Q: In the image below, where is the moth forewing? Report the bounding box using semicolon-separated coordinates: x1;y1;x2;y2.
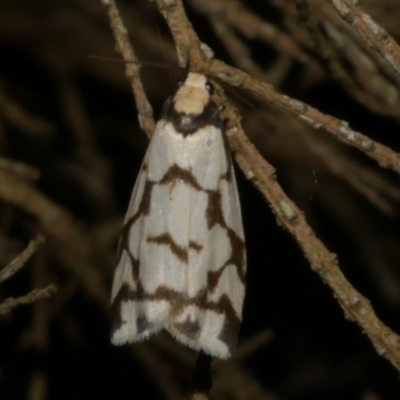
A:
110;72;246;359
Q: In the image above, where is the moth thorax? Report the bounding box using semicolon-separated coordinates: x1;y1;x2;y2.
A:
180;115;193;126
173;87;209;115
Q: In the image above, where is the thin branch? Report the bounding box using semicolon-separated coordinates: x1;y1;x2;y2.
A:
27;372;47;400
321;20;400;120
208;6;398;215
188;0;308;63
0;168;109;309
190;352;213;400
100;0;155;136
331;0;400;77
0;284;57;315
155;0;400;175
209;58;400;175
0;157;40;182
156;0;205;67
0;234;45;284
0;86;55;138
209;17;267;79
233;329;274;362
228;117;400;371
154;0;400;373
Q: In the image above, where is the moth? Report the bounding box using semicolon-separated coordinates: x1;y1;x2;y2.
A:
110;72;246;359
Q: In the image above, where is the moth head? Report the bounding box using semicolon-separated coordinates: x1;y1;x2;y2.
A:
173;73;214;116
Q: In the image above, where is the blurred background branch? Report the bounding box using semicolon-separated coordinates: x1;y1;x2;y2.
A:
0;234;56;316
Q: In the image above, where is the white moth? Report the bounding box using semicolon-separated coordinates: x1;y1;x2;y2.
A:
110;72;246;359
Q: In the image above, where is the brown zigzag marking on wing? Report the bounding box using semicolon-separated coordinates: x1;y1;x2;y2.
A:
116;180;155;265
110;280;146;335
207;228;245;292
130;255;140;281
207;268;224;293
144;236;203;263
110;284;128;334
205;186;245;290
225;228;246;281
147;233;188;263
216;293;241;351
206;189;226;229
189;240;203;252
173;316;201;339
115;167;245;294
110;283;241;350
112;147;245;349
220;170;232;181
159;163;202;190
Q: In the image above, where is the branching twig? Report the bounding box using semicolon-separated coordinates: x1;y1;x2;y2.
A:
188;0;308;62
0;86;55;138
227;121;400;371
153;0;400;373
0;235;57;316
0;157;40;182
100;0;155;136
331;0;400;77
0;169;109;308
101;0;400;386
153;0;400;175
209;59;400;175
0;284;57;315
0;233;45;284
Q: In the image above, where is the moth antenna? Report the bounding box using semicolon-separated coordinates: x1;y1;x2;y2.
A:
156;25;175;91
88;55;186;73
213;76;255;109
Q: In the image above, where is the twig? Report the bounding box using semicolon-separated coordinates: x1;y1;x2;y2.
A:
0;157;40;182
156;0;205;67
296;126;400;216
0;168;109;309
190;352;213;400
209;58;400;175
296;1;400;121
209;5;398;214
0;284;57;315
233;329;274;362
228;120;400;371
100;0;155;136
188;0;307;63
154;0;400;175
19;249;52;351
209;17;266;79
57;76;113;214
0;233;45;284
0;86;55;137
331;0;400;77
322;20;400;120
28;371;47;400
154;0;400;373
150;333;279;399
207;4;400;215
